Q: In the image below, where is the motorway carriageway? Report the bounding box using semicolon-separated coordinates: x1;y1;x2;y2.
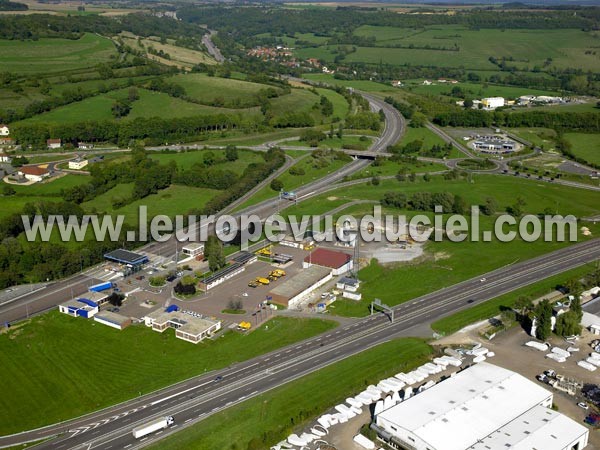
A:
20;237;599;450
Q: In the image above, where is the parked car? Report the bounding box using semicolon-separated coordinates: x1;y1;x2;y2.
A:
166;275;176;282
577;402;589;410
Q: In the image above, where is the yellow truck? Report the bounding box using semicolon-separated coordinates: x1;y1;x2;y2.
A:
256;277;270;285
273;269;286;277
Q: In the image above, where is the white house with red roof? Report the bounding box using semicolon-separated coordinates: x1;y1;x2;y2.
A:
18;165;50;183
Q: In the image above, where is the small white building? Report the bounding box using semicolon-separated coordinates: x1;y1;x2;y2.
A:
0;152;12;163
69;158;88;170
0;124;9;136
144;308;221;344
482;97;505;109
181;242;204;258
58;298;99;318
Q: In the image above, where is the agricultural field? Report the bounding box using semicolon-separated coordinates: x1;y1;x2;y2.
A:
149;338;432;450
405;81;558;100
270;88;320;115
564;132;600;166
119;34;215;69
348;25;600;71
0;314;336;434
0;33;117;74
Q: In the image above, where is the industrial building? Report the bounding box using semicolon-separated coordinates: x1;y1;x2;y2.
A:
268;266;332;309
104;249;148;268
481;97;505;109
303;248;353;276
58;298;99;318
94;311;131;330
473;138;516;153
374;362;589;450
198;263;245;291
144;308;221;344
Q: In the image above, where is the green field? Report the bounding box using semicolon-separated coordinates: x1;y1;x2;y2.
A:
0;314;336;434
564;132;600;166
282;135;374;150
270;88;319;115
0;33;117;74
235;155;350;210
149;338;432;450
19;90;128;124
302;73;394;93
315;87;350;118
431;265;595;335
406;81;558;100
509;127;556;150
279;175;600;317
149;149;265;174
348;26;599;71
128;89;246;119
351;159;448;179
399;126;447;148
168;73;282;106
82;184;220;224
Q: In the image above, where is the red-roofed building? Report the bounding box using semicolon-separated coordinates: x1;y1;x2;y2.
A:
303;247;353;275
47;138;61;149
18;165;50;182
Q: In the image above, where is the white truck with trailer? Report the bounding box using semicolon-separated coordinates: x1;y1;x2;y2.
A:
132;416;174;439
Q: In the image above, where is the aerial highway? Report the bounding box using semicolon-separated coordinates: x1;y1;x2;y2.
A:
1;237;598;449
0;91;403;326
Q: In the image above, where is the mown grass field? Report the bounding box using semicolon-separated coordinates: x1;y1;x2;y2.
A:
19;89;129;124
0;314;337;434
0;33;117;74
399;126;447;148
431;265;595;335
302;73;395;93
564;132;600;166
282;135;373;150
270;88;319;115
149;338;432;450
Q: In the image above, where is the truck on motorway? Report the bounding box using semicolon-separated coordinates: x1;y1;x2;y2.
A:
132;416;174;439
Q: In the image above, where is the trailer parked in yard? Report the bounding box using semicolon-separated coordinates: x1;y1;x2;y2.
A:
89;282;114;292
132;416;174;439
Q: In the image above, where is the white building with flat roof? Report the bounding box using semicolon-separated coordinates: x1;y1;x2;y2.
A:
481;97;505;109
375;362;588;450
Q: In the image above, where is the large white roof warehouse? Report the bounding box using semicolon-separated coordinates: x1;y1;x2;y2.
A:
375;362;588;450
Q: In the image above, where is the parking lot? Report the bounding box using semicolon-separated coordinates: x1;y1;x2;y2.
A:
100;244;321;328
